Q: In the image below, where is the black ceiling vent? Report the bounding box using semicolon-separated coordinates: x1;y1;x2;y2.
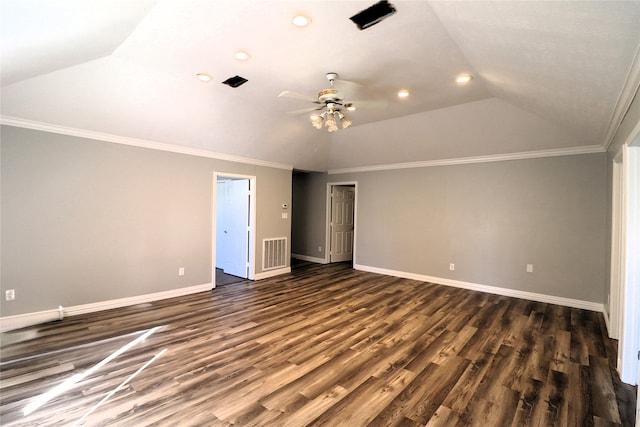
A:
350;1;396;30
222;75;248;88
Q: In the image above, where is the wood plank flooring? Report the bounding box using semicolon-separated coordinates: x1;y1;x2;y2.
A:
1;261;636;426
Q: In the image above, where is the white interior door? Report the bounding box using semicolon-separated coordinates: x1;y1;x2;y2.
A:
216;178;249;278
330;186;355;263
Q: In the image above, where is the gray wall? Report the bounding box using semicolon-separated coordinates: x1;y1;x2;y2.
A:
1;126;291;316
293;153;607;304
291;172;328;259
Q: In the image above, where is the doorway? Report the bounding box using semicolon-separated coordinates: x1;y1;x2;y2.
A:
326;182;357;264
214;173;255;283
609;127;640;391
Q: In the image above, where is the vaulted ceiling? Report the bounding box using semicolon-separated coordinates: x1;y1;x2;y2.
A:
1;1;639;171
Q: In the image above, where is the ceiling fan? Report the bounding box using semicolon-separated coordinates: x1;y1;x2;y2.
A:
278;72;375;132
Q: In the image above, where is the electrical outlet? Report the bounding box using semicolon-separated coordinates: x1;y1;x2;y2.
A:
449;263;455;271
526;264;534;273
5;289;15;301
318;246;322;252
178;267;185;276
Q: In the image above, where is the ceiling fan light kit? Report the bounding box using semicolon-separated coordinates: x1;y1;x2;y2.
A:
311;105;352;132
310;73;354;132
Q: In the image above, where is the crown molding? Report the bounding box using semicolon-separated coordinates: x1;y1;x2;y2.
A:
327;145;605;175
0;116;608;175
603;44;640;151
0;116;294;171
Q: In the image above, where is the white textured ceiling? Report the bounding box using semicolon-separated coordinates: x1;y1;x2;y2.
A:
1;0;639;171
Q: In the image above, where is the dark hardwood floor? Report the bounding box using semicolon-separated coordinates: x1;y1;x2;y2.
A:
1;261;636;426
215;268;247;286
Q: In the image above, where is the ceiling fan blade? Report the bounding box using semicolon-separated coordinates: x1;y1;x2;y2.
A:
286;106;322;115
334;79;362;98
278;90;319;103
350;99;388;110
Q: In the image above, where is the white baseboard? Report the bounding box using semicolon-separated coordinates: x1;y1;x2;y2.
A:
602;307;612;338
1;283;212;332
254;267;291;280
291;253;328;264
64;283;213;316
3;266;606;333
1;307;64;333
354;263;604;313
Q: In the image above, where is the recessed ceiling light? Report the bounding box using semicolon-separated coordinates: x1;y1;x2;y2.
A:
398;89;410;98
196;73;212;82
456;73;473;85
292;15;311;27
235;51;250;61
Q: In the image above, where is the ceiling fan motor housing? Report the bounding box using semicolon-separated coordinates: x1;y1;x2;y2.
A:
318;88;342;104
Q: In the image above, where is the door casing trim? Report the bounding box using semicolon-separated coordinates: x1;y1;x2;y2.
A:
213;172;256;286
325;181;358;264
